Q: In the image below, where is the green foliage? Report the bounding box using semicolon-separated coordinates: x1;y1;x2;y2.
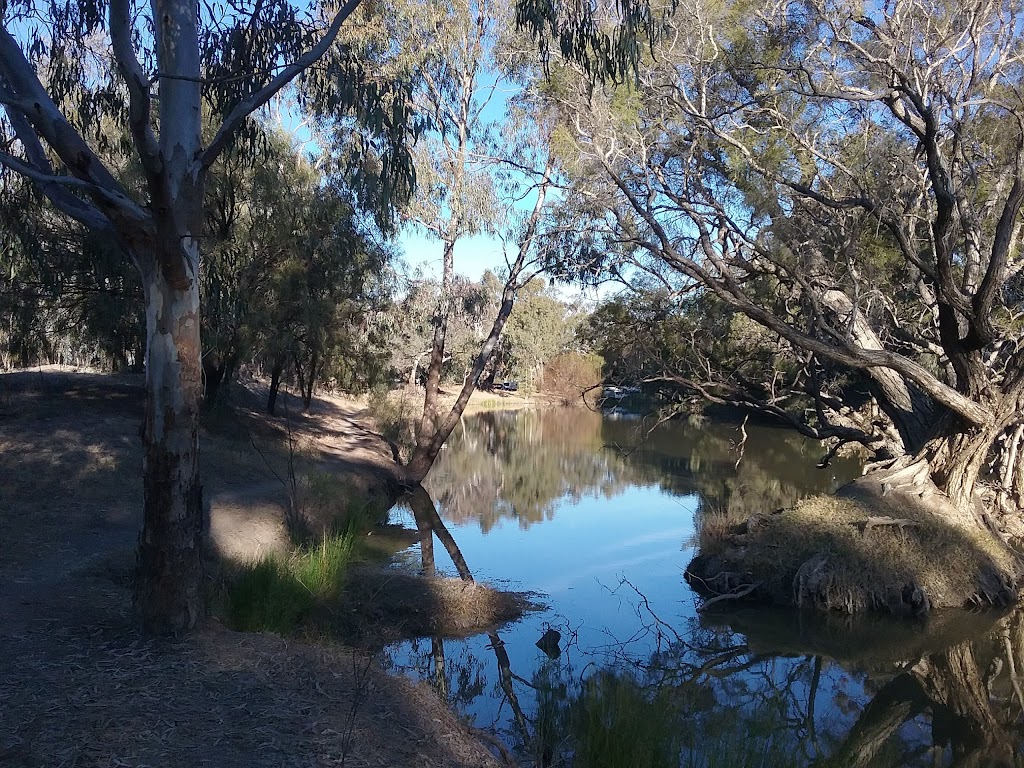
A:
501;278;580;388
579;288;841;418
1;0;417;387
567;673;682;768
394;0;510;245
384;273;521;387
1;117;396;393
515;0;675;84
200;125;397;404
367;385;417;459
225;534;356;634
0;173;143;370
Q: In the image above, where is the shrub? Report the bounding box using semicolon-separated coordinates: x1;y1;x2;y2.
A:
541;352;604;406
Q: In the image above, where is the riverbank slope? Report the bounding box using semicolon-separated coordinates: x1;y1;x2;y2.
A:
0;368;503;766
687;464;1022;616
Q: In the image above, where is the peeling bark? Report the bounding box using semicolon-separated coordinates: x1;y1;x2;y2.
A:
136;261;204;634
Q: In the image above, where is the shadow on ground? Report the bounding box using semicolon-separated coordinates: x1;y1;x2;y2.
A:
0;371;501;767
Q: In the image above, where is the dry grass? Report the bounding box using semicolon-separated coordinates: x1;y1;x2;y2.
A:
690;484;1022;615
0;615;501;767
0;370;506;768
339;568;538;645
0;377;144;572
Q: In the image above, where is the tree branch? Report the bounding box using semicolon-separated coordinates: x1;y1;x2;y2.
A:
0;149;122;239
0;28;130;197
201;0;363;168
109;0;162;179
0;106;116;234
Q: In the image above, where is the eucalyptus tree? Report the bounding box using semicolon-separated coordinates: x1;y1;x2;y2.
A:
529;0;1024;541
380;0;560;481
394;0;506;446
387;274;491;387
403;153;558;480
0;0;414;632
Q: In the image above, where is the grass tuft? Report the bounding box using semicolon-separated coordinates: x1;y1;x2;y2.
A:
292;534;355;597
224;534;356;634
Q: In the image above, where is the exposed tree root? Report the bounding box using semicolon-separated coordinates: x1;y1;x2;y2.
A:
698;582;761;611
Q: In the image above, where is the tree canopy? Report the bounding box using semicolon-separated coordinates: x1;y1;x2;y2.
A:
535;0;1024;537
0;0;418;632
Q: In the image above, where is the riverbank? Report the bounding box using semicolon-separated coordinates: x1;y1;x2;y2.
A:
0;368;515;766
687;468;1022;616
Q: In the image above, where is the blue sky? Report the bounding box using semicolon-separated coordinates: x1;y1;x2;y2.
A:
272;51;613;298
398;230;509;281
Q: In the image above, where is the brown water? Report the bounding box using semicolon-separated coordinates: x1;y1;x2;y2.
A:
386;408;1024;767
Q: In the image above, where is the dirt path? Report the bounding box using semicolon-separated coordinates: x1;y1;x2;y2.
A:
0;370;500;768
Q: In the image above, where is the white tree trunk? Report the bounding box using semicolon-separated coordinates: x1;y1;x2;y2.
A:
133;0;206;633
136;264;204;633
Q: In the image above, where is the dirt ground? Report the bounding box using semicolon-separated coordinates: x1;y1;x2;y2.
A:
0;368;502;768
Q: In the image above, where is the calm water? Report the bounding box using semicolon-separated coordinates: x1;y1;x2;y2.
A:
385;409;1024;767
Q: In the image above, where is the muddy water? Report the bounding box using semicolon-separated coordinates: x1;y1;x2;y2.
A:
385;409;1024;767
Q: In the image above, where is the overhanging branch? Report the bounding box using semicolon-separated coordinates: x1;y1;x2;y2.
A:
0;147;115;234
201;0;363;169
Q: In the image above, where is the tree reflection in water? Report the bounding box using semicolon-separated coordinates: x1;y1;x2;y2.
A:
401;481;1024;767
425;409;859;534
406;485;533;754
395;412;1024;767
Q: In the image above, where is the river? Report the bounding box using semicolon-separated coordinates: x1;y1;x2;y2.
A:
385;408;1024;767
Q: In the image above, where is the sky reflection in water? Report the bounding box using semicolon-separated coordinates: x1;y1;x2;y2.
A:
385;409;1024;767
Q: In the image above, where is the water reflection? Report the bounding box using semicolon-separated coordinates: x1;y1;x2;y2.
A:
534;606;1024;768
390;410;1024;767
425;409;859;531
405;485;533;755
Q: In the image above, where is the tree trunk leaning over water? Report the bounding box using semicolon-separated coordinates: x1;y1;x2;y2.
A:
405;157;555;483
533;0;1024;552
397;0;563;483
